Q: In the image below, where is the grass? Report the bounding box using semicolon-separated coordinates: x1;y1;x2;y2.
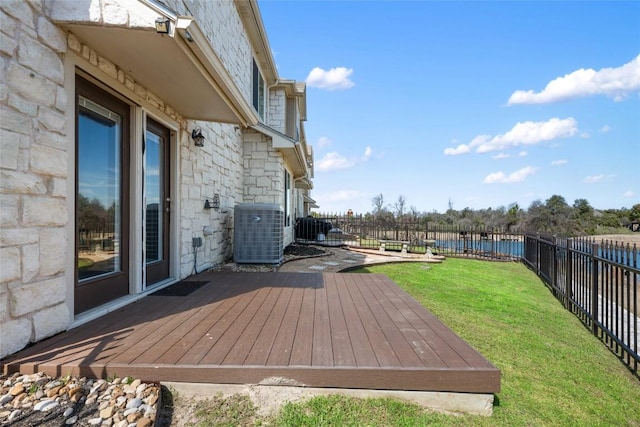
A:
78;258;93;269
275;394;447;426
189;393;257;427
178;258;640;426
357;238;379;249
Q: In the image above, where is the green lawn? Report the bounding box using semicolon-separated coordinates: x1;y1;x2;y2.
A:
78;258;94;269
183;259;640;426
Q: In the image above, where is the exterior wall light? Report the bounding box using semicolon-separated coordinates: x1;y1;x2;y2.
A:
155;17;170;34
191;128;205;147
204;194;220;211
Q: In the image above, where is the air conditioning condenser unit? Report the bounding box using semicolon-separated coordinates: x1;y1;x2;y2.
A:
233;203;284;264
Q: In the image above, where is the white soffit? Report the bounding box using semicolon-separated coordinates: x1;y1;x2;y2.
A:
295;177;313;190
56;8;257;124
303;194;319;208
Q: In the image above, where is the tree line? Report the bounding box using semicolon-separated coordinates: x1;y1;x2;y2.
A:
364;193;640;236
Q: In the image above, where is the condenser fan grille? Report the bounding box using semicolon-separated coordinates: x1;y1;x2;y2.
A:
233;203;284;264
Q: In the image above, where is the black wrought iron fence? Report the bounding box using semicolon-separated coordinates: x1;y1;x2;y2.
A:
294;214;523;259
523;234;639;375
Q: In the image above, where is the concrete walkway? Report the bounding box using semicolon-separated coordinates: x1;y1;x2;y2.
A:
278;246;443;273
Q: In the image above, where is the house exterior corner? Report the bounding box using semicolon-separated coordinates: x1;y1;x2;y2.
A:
0;0;314;359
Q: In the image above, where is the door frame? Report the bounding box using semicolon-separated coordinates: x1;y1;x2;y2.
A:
143;116;172;286
133;112;179;293
69;62;180;318
74;75;131;315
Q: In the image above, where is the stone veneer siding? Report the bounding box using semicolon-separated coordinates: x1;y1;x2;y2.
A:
1;0;73;358
0;0;266;358
268;89;286;134
242;130;285;205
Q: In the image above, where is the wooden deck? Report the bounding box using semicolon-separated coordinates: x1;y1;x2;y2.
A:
1;272;500;393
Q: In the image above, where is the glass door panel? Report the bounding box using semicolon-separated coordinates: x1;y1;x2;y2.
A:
145;118;170;285
145;130;162;263
75;76;130;315
77;97;121;280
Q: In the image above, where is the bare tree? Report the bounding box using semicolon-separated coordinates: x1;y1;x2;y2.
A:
393;195;406;219
409;206;420;220
371;193;385;216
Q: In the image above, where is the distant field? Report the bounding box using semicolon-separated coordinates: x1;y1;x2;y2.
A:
593;234;640;245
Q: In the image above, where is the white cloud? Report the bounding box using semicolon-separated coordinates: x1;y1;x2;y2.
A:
623;190;635;198
445;118;578;155
477;118;578;153
317;136;332;149
317;189;364;203
444;144;472;156
583;174;605;183
483;166;537;184
306;67;355;90
518;151;528;157
508;55;640;104
600;125;612;133
551;159;568;166
315;152;354;172
362;146;372;161
492;153;510;159
315;147;374;172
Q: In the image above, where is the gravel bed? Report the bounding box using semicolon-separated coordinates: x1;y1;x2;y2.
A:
0;372;159;426
212;243;328;272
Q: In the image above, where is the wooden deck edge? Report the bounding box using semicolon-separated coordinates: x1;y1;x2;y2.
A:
8;363;500;394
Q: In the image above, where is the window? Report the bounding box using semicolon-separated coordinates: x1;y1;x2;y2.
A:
252;59;265;120
284;169;291;226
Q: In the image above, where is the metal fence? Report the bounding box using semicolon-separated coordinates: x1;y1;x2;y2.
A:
294;213;639;374
294;214;523;260
523;234;639;375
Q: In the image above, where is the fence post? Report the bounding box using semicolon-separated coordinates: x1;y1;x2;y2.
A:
536;234;541;275
566;238;573;310
591;242;600;337
552;235;557;291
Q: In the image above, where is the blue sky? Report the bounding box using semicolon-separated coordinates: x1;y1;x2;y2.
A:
259;1;640;214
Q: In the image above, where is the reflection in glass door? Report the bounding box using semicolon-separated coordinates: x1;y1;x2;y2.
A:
77;97;121;279
145;118;170;285
75;76;129;314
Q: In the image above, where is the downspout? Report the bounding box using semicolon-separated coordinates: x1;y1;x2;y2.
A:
139;0;178;20
292;143;308;181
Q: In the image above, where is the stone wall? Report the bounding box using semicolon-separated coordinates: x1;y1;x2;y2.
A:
268;89;286;134
242;131;285;206
178;122;243;278
0;1;73;358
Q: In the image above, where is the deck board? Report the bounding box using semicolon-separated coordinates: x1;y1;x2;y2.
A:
333;273;379;366
353;274;425;368
1;272;500;393
325;275;357;367
289;279;316;366
243;277;295;365
347;275;400;367
312;279;333;366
